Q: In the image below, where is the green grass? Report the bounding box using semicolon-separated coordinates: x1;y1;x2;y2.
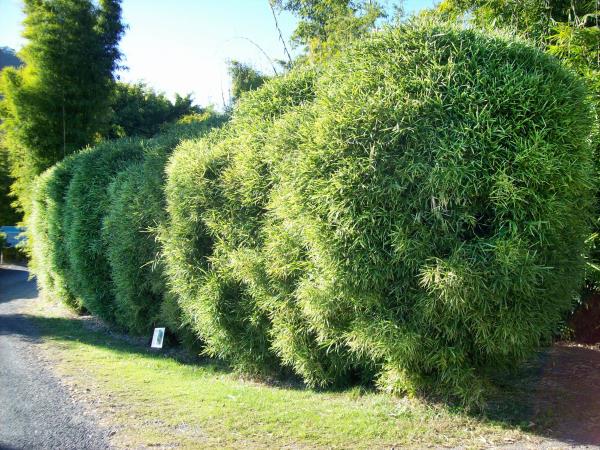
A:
24;298;543;449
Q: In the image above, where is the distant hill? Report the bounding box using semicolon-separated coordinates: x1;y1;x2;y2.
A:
0;47;21;71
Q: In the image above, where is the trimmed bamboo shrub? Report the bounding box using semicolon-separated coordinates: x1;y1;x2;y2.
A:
27;20;596;405
162;68;318;373
29;154;81;309
266;23;595;403
30;169;61;303
63;139;145;321
164;22;595;404
103;120;222;335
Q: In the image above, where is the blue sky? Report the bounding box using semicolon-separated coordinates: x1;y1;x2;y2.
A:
0;0;437;107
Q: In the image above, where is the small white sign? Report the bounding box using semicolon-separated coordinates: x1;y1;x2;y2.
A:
151;327;165;349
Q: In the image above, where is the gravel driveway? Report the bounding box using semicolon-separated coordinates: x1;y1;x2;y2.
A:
0;266;110;450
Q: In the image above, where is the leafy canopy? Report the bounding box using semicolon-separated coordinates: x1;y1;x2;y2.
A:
0;0;124;217
0;47;22;225
108;81;202;139
439;1;598;39
227;60;270;104
271;0;396;62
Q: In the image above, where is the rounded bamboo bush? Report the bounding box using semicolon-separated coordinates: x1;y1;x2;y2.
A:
29;154;81;309
103;145;172;334
102;120;221;335
164;21;595;404
162;68;317;373
30;169;61;302
63;138;145;321
264;22;596;403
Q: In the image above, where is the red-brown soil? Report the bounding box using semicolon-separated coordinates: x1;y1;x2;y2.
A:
531;343;600;446
570;294;600;344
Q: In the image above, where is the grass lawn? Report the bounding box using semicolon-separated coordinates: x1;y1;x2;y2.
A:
26;298;542;449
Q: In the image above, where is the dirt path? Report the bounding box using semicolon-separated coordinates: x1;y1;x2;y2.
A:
530;343;600;446
0;267;110;450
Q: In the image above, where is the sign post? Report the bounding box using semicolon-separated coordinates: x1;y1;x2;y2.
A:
151;327;165;349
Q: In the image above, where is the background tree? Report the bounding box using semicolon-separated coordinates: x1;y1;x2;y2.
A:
108;82;202;139
270;0;396;62
436;2;599;81
0;47;22;225
0;146;21;225
227;60;270;104
436;1;598;77
0;0;124;218
438;0;576;41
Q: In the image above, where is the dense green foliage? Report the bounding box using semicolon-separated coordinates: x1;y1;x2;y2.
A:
438;0;596;42
162;69;318;373
28;19;595;405
163;23;595;404
0;147;21;225
103;118;224;335
29;114;224;333
0;48;22;225
437;0;600;290
271;0;395;61
436;1;599;114
0;0;124;217
227;61;270;104
63;139;144;321
108;82;202;139
30;154;80;309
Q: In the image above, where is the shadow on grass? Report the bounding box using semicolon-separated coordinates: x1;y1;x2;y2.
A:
15;311;600;446
2;311;234;376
